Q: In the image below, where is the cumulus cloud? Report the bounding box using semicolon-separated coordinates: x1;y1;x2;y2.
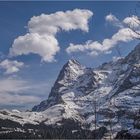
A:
66;28;138;56
66;41;102;54
28;9;93;35
106;14;140;30
0;59;24;74
10;33;59;62
67;14;140;56
10;9;93;62
123;15;140;29
105;13;118;22
105;13;123;28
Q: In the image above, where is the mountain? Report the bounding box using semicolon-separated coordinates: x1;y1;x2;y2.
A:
32;59;98;111
0;44;140;139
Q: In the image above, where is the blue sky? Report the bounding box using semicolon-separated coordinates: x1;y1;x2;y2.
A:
0;1;139;110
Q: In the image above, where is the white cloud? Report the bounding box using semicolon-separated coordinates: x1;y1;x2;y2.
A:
0;94;40;105
66;41;102;54
105;13;118;22
10;33;59;62
28;9;93;35
67;14;140;56
106;14;140;30
123;15;140;29
66;28;138;56
0;78;27;93
0;77;51;105
0;78;39;105
0;59;24;74
105;13;123;28
10;9;93;62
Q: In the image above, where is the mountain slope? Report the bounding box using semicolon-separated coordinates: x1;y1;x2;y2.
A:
0;44;140;139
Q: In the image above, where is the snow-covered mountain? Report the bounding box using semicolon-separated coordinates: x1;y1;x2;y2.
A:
0;44;140;139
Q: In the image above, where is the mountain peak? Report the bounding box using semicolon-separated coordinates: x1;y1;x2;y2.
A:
66;59;82;68
32;59;86;111
60;59;85;78
67;59;80;64
57;59;85;83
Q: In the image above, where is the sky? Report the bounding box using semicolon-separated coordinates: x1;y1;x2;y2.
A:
0;1;139;110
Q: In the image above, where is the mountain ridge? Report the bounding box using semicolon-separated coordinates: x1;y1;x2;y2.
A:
33;43;140;112
0;43;140;139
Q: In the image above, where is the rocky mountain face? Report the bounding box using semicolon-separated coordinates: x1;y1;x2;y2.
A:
32;59;98;111
0;44;140;139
